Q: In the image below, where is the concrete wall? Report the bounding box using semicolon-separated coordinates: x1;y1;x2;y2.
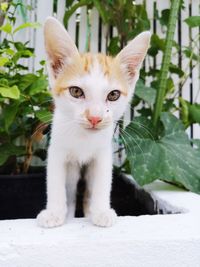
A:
0;181;200;267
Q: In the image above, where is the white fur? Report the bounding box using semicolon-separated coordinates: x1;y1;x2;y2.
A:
37;17;150;228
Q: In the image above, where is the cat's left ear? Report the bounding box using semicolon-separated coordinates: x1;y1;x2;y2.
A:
116;32;151;84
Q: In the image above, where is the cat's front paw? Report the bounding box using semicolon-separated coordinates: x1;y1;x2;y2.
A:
91;209;117;227
37;209;66;228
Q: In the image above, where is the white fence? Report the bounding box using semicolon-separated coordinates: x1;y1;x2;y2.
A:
14;0;200;143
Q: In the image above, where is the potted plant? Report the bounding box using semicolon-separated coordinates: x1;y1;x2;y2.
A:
0;1;52;219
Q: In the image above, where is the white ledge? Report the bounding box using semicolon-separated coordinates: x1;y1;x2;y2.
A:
1;181;200;267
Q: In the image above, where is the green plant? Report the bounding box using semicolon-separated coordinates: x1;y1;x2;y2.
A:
0;1;52;174
64;0;200;193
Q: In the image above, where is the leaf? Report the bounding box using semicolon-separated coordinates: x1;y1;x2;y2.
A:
12;49;34;63
0;23;12;34
35;110;52;123
183;48;199;61
122;112;200;194
159;9;170;26
107;37;120;56
191;139;200;151
0;78;9;86
188;103;200;124
148;34;165;56
0;143;25;166
64;0;92;26
0;57;9;67
3;103;19;131
18;73;38;91
0;2;9;12
169;63;184;77
134;79;156;106
185;16;200;28
13;22;41;33
28;76;48;95
4;48;15;56
179;97;189;127
0;85;20;99
180;99;200;126
65;0;76;8
93;0;109;24
166;77;175;94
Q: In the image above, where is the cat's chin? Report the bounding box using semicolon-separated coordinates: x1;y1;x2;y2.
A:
85;127;104;132
82;125;110;133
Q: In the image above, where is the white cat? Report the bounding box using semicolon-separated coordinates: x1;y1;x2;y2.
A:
37;17;150;228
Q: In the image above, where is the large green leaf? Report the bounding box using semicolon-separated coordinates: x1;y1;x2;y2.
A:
191;139;200;152
0;85;20;99
134;79;156;106
122;112;200;193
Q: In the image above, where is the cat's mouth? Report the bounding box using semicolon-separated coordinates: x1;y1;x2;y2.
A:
82;124;109;132
79;120;112;131
85;126;103;131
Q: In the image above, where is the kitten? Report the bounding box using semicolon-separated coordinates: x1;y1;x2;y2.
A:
37;17;150;228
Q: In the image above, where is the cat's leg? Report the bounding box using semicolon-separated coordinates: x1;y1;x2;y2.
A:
37;145;67;228
66;162;80;219
86;148;117;227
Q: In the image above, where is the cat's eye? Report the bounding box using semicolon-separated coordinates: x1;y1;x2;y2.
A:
107;90;121;101
69;86;84;99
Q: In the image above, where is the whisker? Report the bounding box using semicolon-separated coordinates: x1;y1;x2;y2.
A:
120;128;146;164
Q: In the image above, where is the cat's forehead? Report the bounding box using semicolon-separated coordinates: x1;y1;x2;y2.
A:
54;53;128;95
80;53;114;75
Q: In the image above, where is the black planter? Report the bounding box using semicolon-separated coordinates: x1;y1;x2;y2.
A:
0;172;46;220
0;171;158;220
76;173;158;217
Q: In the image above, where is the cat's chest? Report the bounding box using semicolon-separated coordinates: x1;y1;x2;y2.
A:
66;147;94;164
64;133;108;164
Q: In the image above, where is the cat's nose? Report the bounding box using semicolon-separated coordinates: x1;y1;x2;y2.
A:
87;116;102;127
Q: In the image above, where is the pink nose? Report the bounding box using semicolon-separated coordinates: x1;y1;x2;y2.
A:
88;116;102;127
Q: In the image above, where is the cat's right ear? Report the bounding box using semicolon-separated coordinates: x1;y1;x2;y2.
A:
44;17;79;87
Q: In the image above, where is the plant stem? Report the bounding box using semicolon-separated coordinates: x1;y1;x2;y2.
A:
152;0;181;127
23;138;33;173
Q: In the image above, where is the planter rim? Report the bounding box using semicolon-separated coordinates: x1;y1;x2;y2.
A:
0;172;45;180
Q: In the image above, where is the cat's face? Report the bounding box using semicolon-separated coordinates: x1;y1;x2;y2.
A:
44;17;150;132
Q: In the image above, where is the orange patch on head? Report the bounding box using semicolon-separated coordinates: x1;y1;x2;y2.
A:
81;54;93;72
53;55;84;95
53;53;128;96
96;53;128;96
96;54;110;76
